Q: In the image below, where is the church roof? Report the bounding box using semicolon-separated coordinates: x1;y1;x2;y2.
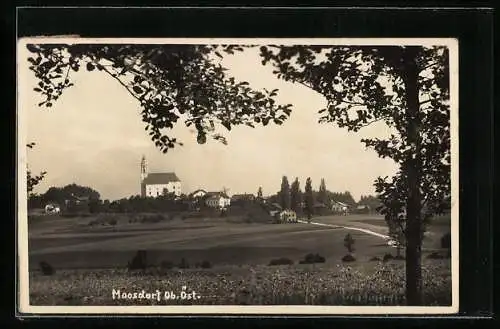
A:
143;172;180;185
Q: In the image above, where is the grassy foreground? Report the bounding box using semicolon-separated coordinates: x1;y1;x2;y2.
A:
30;259;451;306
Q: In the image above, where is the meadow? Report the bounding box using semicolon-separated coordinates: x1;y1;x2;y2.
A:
26;211;452;306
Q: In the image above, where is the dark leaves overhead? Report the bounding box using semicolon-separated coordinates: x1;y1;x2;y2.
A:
27;43;293;153
258;44;451;233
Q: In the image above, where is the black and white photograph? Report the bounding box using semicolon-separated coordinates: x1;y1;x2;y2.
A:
17;38;458;314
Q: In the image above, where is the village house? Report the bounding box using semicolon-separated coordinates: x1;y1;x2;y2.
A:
63;193;91;213
268;202;283;217
189;189;208;199
331;200;349;214
140;156;181;197
231;193;255;203
204;192;231;210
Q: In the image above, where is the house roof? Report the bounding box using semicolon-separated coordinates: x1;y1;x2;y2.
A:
332;201;348;207
68;194;90;201
143;172;180;185
231;193;255;200
270;203;282;210
205;191;230;199
190;189;207;196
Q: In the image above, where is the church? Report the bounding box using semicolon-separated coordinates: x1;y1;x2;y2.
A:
140;156;182;198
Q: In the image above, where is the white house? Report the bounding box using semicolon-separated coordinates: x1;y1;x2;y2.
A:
190;189;208;199
44;203;61;214
140;156;181;197
204;192;231;209
331;201;349;213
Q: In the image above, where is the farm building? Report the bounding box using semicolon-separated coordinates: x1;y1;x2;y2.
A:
204;192;231;210
331;201;349;214
63;194;91;213
140;155;181;197
267;202;283;216
231;193;255;202
189;189;208;199
274;209;298;223
44;203;61;214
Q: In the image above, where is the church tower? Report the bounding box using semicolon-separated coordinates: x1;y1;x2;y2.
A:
140;155;147;197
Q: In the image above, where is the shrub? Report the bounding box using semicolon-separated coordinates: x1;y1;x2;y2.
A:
160;260;175;270
39;261;55;275
440;232;451;249
108;218;117;226
341;254;356;262
299;253;325;264
200;260;212;268
344;233;355;253
127;250;148;271
178;258;190;269
370;256;381;261
268;257;294;266
383;253;394;262
427;252;446;259
394;255;405;260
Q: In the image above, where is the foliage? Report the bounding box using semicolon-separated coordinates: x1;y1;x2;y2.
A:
427;252;449;260
127;250;148;271
278;176;291;210
26;143;47;196
105;195;189;213
383;253;394;262
200;260;212;269
341;254;356;262
299;253;325;264
178;258;190;269
317;178;328;205
344;233;355;253
258;44;450;305
440;232;451;249
39;261;55;276
268;257;294;266
160;260;175;270
26;44;293;153
358;194;382;210
290;177;302;213
30;261;452;306
304;177;314;218
42;183;101;204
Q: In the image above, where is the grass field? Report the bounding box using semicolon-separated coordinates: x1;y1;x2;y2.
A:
26;211;452;306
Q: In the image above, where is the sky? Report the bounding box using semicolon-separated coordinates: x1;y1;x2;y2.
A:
20;44;398;202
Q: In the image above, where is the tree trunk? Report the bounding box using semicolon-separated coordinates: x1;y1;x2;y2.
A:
402;46;424;306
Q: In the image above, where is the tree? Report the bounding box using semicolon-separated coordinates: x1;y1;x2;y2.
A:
259;45;450;305
358;194;382;212
257;186;263;199
304;177;314;220
26;44;292;153
344;233;355;254
329;191;356;206
42;184;101;208
290;177;302;213
26;142;47;196
317;178;328;205
279;176;291;210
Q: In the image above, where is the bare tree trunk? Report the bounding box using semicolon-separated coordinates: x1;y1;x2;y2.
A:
402;46;424;306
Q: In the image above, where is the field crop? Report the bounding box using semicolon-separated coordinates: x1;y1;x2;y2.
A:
29;260;451;306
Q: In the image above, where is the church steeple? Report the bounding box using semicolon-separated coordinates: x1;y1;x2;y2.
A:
140;155;148;197
140;155;148;181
